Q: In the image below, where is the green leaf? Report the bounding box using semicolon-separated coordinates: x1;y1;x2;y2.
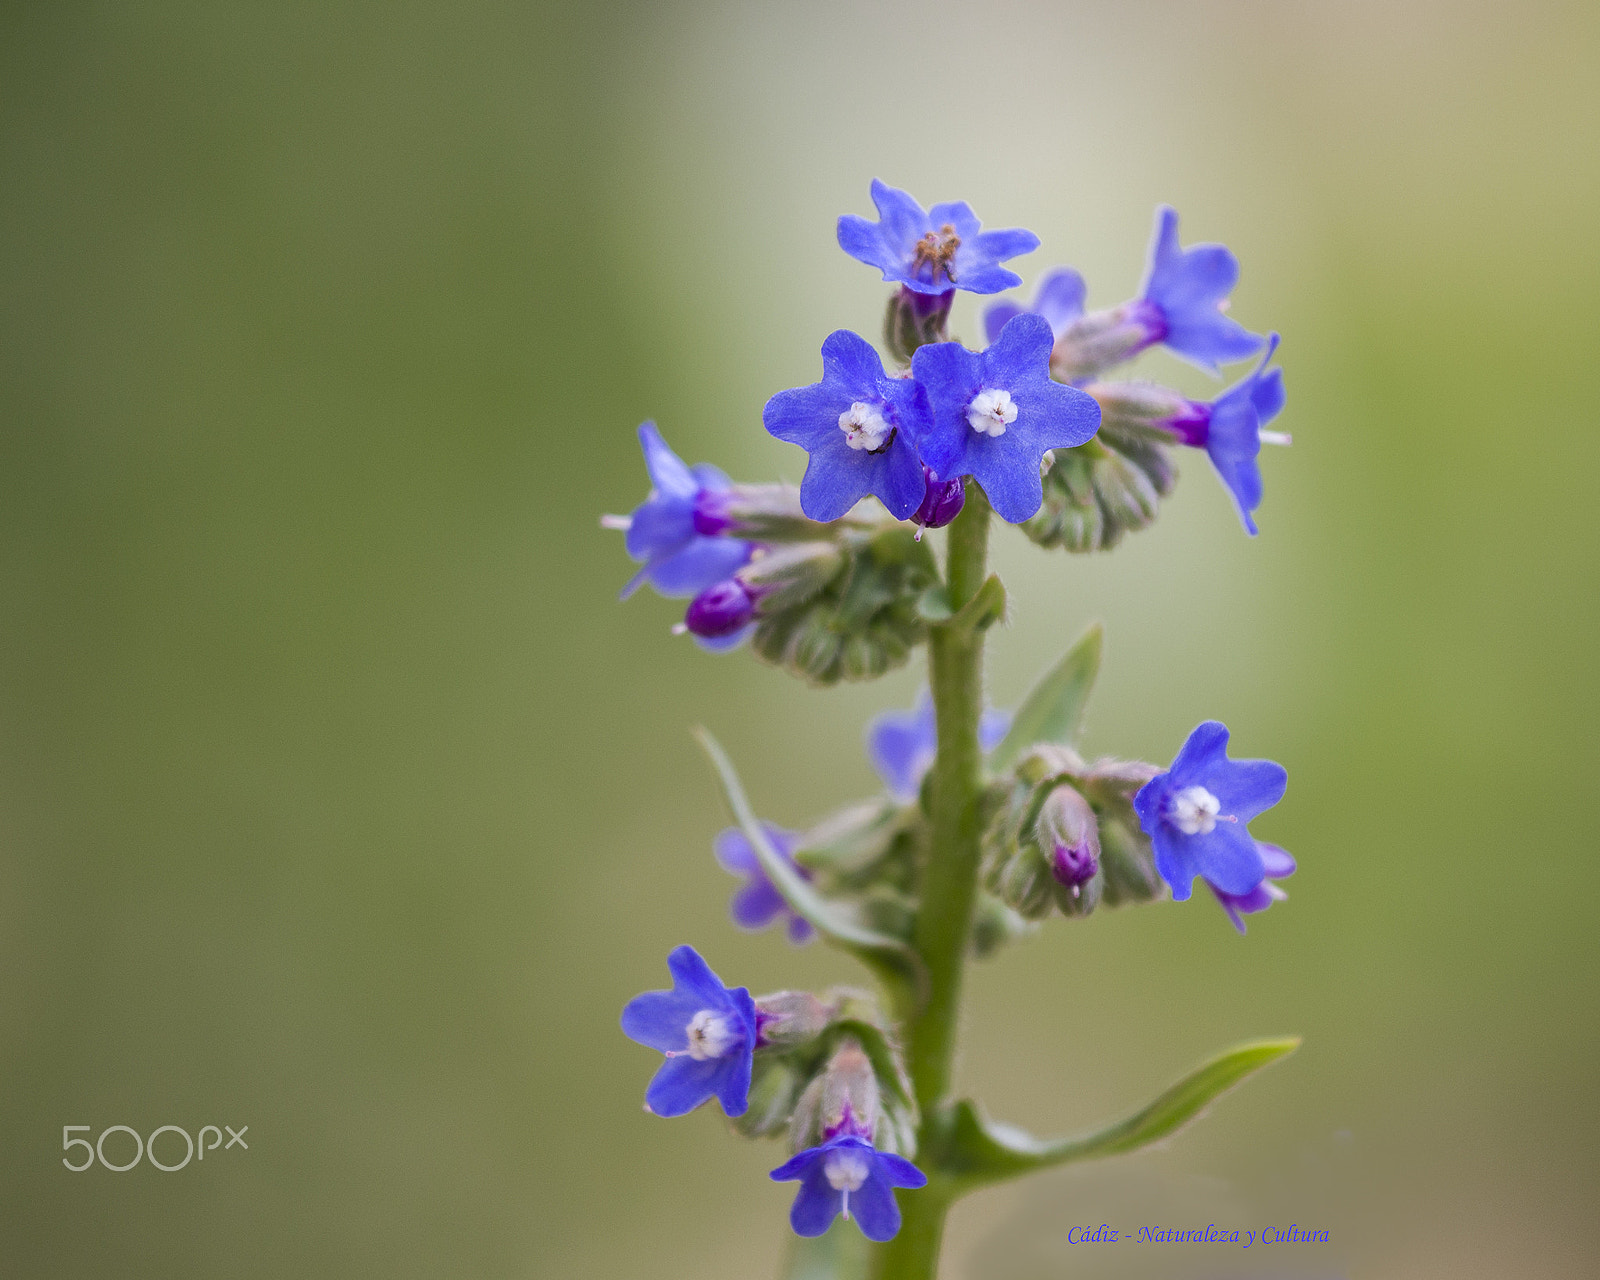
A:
988;621;1102;771
939;1037;1300;1191
694;728;928;1015
942;572;1006;634
915;584;954;623
783;1218;871;1280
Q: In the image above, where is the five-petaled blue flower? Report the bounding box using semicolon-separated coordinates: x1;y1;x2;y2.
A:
837;179;1040;296
911;314;1102;524
1165;334;1287;536
1208;841;1295;933
1137;205;1265;376
714;824;815;944
982;266;1087;346
763;329;932;522
611;423;753;599
1132;721;1288;902
771;1135;928;1242
620;945;757;1118
867;691;1011;804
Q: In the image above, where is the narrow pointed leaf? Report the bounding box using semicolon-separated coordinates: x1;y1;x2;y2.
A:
939;572;1006;635
940;1037;1299;1191
695;728;928;1013
988;621;1102;771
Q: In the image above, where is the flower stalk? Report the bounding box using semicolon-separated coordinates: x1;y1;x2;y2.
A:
872;484;991;1280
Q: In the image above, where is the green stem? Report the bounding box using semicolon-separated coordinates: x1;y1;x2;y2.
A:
872;484;991;1280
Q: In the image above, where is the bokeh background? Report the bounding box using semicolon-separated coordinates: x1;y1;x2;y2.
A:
2;1;1597;1276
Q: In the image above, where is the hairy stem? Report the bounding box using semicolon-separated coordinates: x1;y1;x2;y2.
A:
872;484;991;1280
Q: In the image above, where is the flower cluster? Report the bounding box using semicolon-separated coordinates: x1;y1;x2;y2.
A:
608;183;1302;1256
989;206;1289;543
768;183;1101;528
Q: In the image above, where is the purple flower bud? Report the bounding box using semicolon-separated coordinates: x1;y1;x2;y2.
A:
1035;784;1101;895
1050;840;1099;889
910;469;966;529
684;579;755;639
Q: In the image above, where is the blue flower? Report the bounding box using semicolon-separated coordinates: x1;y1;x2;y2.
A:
1208;841;1295;933
867;691;1011;804
910;314;1101;524
1132;721;1288;901
713;824;815;944
1138;206;1265;376
837;179;1039;296
619;945;757;1118
982;267;1087;346
763;330;932;522
770;1135;927;1242
609;423;753;599
1191;335;1287;536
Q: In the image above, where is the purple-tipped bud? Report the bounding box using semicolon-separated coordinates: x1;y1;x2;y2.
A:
818;1041;881;1141
754;991;831;1049
1035;784;1102;899
1050;840;1099;888
884;285;955;364
684;579;756;638
910;469;966;530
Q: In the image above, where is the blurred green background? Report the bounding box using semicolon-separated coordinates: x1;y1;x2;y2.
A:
2;1;1597;1276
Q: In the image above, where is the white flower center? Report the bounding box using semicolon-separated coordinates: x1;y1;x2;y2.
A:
838;401;892;452
684;1009;738;1061
966;388;1017;438
1169;786;1222;836
824;1149;871;1193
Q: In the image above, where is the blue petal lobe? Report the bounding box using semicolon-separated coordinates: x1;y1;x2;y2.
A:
637;422;698;501
1033;267;1088;335
1182;823;1266;896
620;989;699;1054
713;828;759;874
979;708;1013;752
1256;841;1296;878
876;1151;928;1188
770;1147;824;1183
790;1165;844;1237
645;1054;723;1118
649;538;752;598
625;497;693;563
666;944;733;1011
852;1167;903;1242
983;301;1023;346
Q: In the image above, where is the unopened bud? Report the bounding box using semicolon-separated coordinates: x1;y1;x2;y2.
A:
1050;300;1164;381
701;484;834;543
1099;814;1163;906
994;843;1056;919
970;891;1037;958
684;579;755;638
1084;381;1205;447
883;286;953;365
819;1040;880;1141
1092;448;1161;529
730;1056;801;1139
738;542;844;613
836;634;882;681
791;610;844;684
754;991;832;1049
910;469;966;530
